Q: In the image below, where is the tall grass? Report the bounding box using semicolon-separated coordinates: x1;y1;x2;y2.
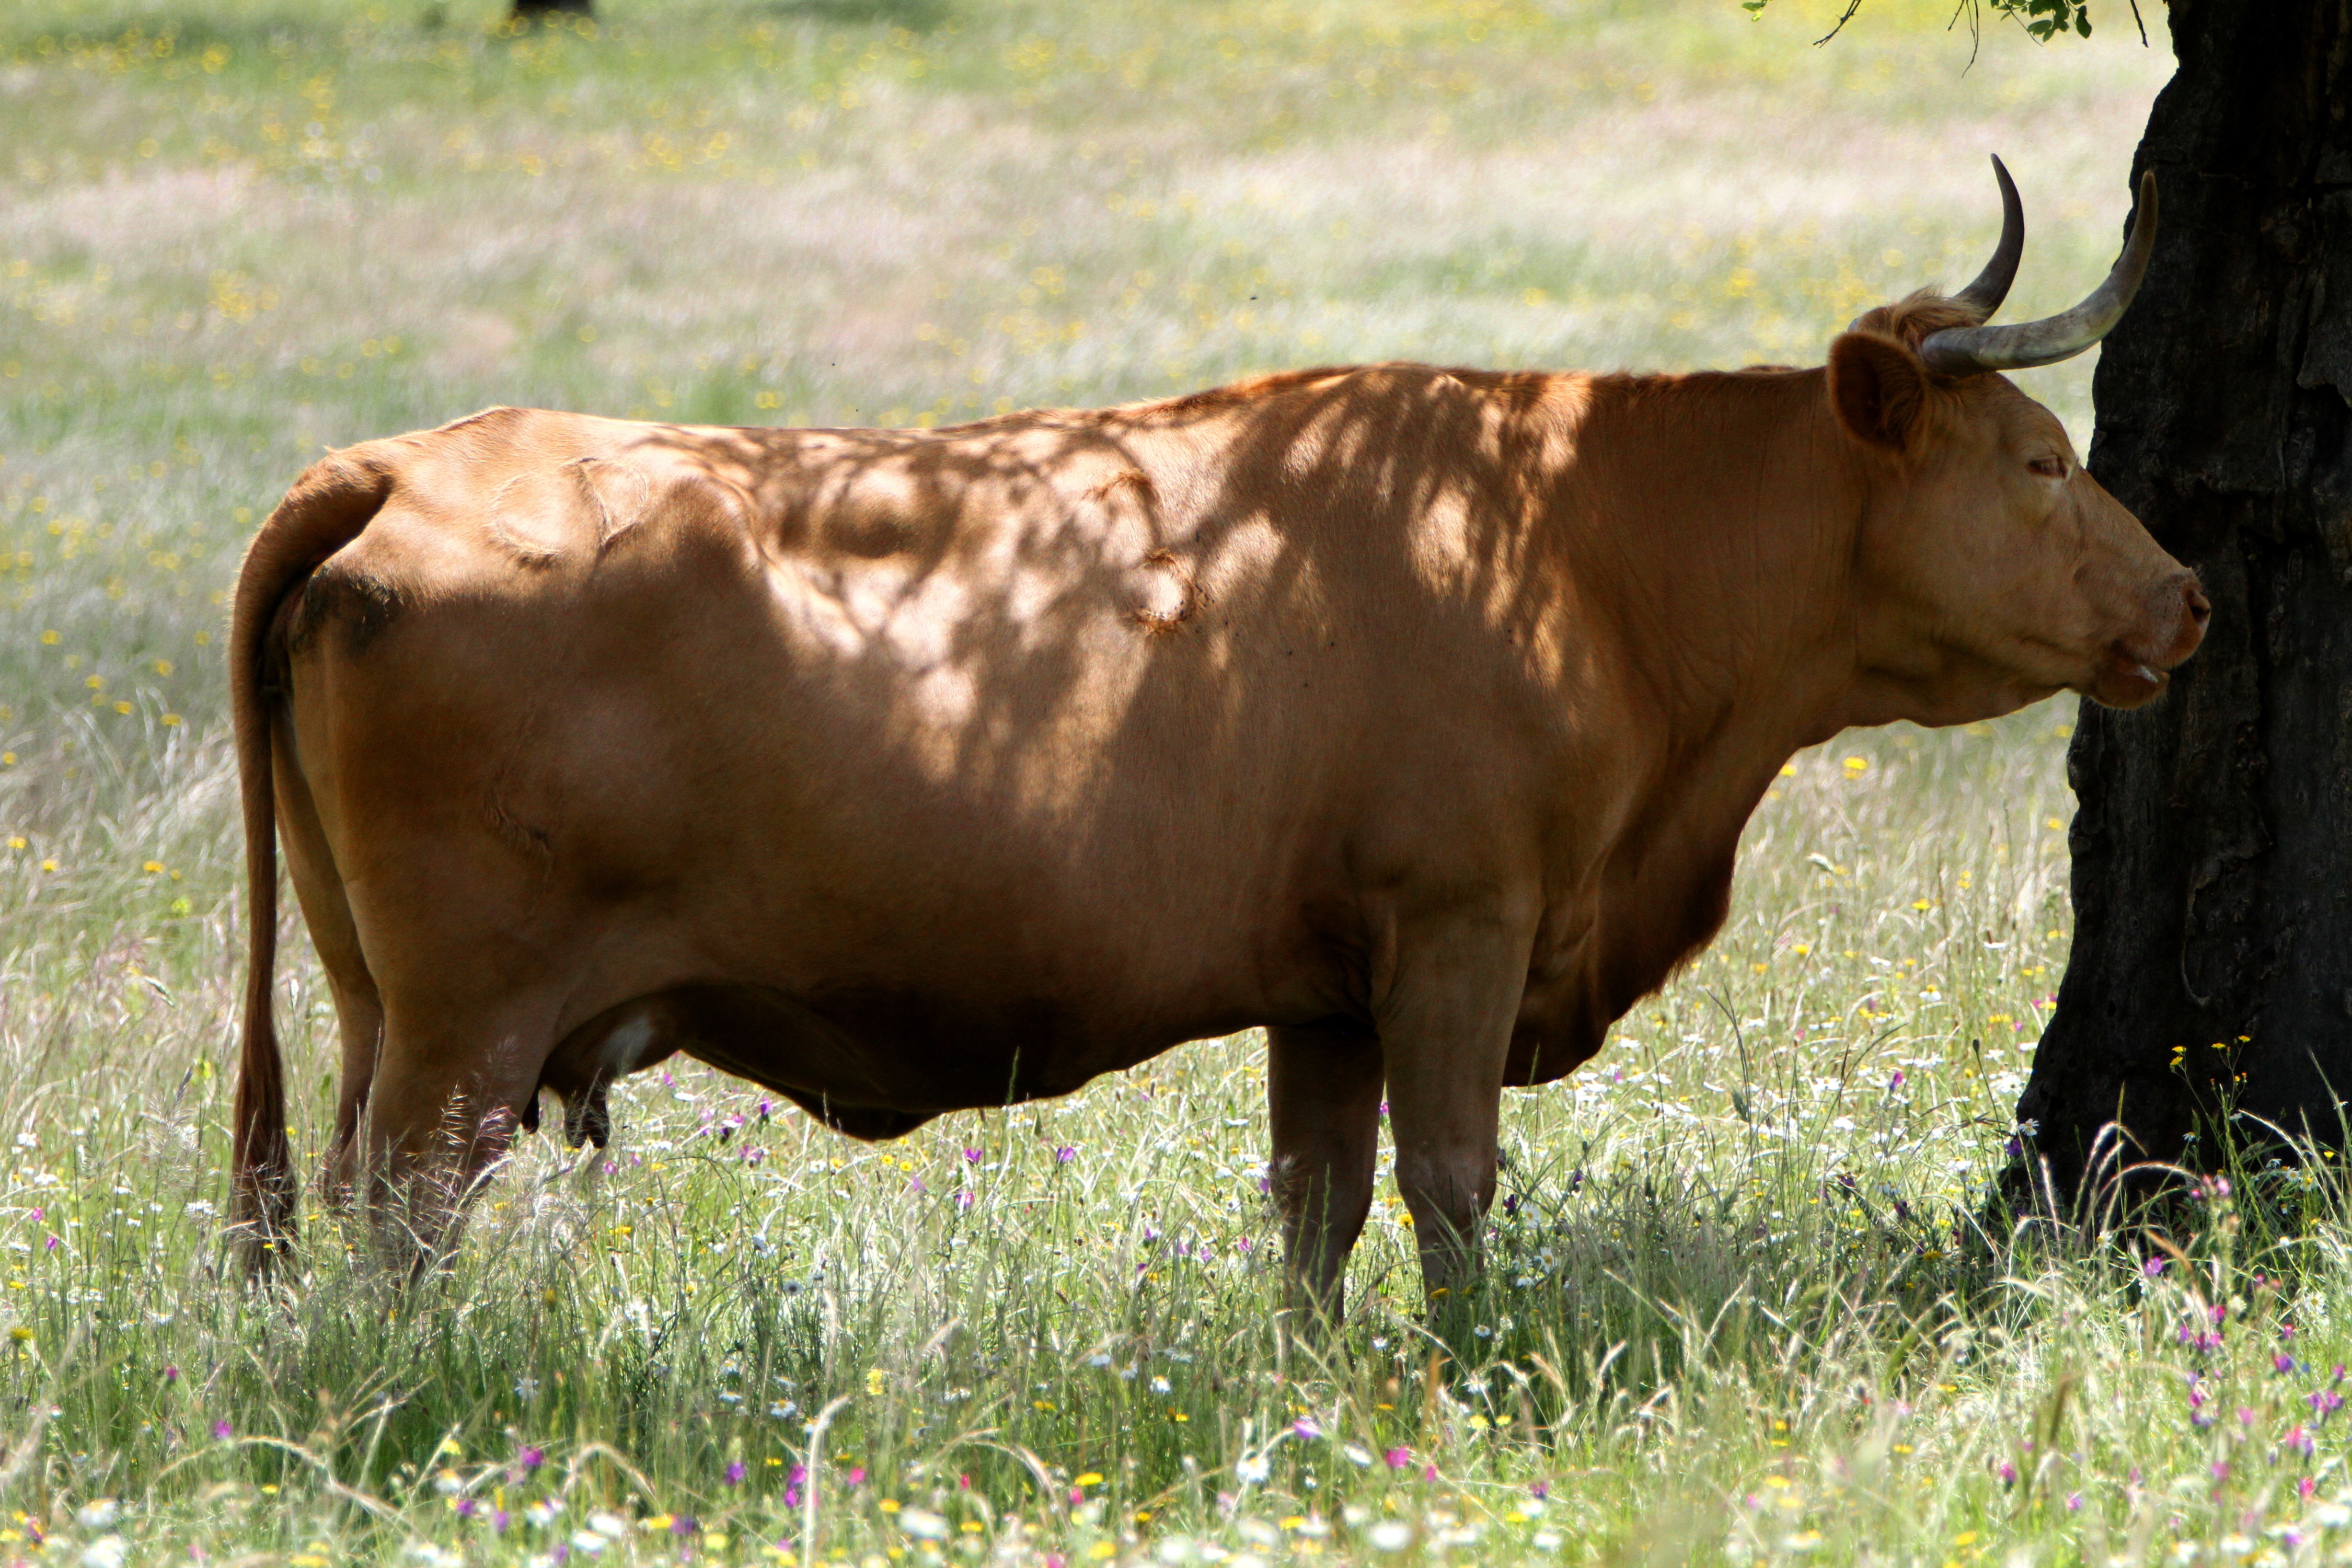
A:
15;3;2342;1566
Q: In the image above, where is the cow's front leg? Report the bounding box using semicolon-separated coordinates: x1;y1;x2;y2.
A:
1268;1021;1383;1325
1378;915;1530;1307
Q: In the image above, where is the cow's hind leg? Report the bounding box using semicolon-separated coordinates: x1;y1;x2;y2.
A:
1267;1021;1383;1326
359;990;566;1276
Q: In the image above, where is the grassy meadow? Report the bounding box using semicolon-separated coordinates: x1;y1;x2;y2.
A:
14;2;2348;1565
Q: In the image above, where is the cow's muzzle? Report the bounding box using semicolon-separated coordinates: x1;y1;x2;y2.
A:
2091;574;2208;708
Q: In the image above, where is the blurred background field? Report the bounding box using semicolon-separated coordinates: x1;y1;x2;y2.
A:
14;5;2333;1568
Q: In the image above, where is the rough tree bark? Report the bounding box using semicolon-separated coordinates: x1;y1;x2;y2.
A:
2014;0;2352;1201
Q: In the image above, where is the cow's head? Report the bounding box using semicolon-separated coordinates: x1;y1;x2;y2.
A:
1829;159;2205;720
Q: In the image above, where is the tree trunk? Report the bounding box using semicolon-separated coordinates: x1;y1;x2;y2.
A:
2014;0;2352;1204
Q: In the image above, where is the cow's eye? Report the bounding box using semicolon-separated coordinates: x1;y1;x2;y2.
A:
2028;455;2069;479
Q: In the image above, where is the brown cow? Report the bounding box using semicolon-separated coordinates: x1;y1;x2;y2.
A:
230;163;2201;1309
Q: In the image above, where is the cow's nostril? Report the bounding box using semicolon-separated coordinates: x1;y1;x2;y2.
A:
2186;584;2212;629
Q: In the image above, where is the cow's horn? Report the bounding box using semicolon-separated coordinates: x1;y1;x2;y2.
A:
1920;170;2158;376
1951;154;2025;319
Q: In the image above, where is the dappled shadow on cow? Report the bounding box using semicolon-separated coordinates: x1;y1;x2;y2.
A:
225;158;2202;1320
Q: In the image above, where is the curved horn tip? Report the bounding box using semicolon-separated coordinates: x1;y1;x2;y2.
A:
1952;153;2026;320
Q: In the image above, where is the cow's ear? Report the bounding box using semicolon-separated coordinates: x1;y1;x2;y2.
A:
1828;331;1929;453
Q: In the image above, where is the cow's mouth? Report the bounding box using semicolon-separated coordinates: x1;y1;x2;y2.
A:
2089;650;2170;708
2083;581;2208;709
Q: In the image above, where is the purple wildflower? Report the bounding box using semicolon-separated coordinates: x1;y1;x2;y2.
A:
1997;1461;2016;1487
964;1148;982;1165
520;1446;545;1471
2066;1493;2082;1513
1054;1146;1076;1165
726;1461;746;1486
213;1419;232;1440
456;1498;478;1519
163;1365;180;1383
1292;1418;1321;1440
957;1190;975;1212
1383;1448;1410;1470
2277;1354;2299;1375
493;1510;511;1534
2142;1257;2166;1278
670;1515;696;1536
1888;1070;1905;1091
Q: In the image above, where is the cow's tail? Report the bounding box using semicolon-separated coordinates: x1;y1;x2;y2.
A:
229;449;393;1276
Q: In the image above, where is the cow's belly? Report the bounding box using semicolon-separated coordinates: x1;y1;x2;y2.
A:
474;527;1379;1094
544;976;1256;1122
